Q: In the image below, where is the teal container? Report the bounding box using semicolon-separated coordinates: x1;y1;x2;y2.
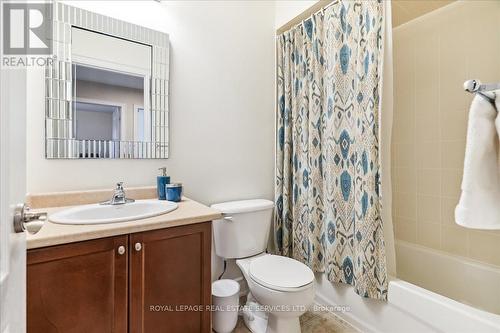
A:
157;167;170;200
166;183;182;202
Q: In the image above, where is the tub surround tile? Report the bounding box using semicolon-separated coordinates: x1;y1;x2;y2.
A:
393;112;415;144
416;142;440;169
441;141;466;169
416;111;440;143
417;169;441;196
394;218;417;243
393;192;417;220
439;109;467;142
441;168;462;197
417;222;442;250
393;143;416;168
393;0;500;270
440;197;459;226
417;195;441;224
393;167;417;194
441;225;468;257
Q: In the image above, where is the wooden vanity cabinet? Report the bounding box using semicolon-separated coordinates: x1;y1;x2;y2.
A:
27;235;129;333
27;222;212;333
130;223;212;333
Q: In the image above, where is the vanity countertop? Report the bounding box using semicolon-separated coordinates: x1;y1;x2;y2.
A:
27;197;222;249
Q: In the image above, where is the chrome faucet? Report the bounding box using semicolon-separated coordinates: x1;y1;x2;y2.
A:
101;182;135;205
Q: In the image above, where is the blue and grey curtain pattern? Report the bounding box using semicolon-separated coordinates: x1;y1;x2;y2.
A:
275;0;387;300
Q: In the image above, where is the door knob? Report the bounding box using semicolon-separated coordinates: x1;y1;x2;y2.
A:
134;242;142;252
13;204;46;234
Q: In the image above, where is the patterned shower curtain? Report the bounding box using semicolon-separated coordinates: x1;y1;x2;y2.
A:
275;0;387;300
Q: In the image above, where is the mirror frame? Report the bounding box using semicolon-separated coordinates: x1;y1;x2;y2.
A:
45;2;169;159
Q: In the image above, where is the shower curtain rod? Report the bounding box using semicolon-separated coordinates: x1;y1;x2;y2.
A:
322;0;340;11
276;0;340;35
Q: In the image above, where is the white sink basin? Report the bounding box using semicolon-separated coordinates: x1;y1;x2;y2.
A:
49;199;178;225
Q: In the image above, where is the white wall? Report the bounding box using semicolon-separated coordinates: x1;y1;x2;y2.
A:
26;0;328;283
275;0;318;28
27;1;275;206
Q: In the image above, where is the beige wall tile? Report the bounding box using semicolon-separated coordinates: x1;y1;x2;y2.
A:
393;0;500;271
394;217;417;243
417;195;441;223
439;77;469;114
393;31;416;145
442;225;468;257
393;143;416;168
391;191;398;218
415;33;439;114
440;109;467;141
468;231;500;267
416;142;440;169
394;29;415;84
417;169;441;196
441;141;465;169
438;0;469;113
441;197;459;226
393;167;417;194
393;110;415;144
393;192;417;220
417;222;442;249
416;109;440;142
441;168;462;197
465;1;500;83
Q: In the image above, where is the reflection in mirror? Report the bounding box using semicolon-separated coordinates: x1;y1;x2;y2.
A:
74;101;121;141
72;64;150;158
72;65;152;158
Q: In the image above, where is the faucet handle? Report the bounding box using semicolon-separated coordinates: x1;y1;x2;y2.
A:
116;182;124;190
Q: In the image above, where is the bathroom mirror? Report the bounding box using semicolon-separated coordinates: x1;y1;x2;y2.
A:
45;3;169;159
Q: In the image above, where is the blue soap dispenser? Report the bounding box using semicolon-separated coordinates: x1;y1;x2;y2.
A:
157;167;170;200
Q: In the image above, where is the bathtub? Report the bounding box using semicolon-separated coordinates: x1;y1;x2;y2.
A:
396;240;500;315
314;240;500;333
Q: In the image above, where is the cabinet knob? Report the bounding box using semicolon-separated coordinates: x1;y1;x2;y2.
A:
134;242;142;252
117;245;126;255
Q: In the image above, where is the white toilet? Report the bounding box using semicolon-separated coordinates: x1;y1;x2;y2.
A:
211;199;315;333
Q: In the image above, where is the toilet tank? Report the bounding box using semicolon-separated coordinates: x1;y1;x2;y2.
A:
211;199;274;259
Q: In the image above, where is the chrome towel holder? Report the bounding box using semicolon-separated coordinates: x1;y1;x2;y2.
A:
464;79;499;104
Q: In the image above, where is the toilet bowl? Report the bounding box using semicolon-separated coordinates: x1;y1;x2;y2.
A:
236;254;315;333
211;199;316;333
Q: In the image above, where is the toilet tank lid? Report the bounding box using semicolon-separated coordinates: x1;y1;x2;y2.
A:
211;199;274;214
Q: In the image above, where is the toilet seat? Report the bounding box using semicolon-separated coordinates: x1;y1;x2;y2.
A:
249;255;314;292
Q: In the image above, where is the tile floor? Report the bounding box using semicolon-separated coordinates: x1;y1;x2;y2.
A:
233;310;360;333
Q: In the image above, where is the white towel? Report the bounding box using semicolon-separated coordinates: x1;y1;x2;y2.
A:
455;94;500;229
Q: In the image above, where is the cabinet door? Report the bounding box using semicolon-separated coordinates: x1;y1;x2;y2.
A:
27;236;128;333
130;222;211;333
